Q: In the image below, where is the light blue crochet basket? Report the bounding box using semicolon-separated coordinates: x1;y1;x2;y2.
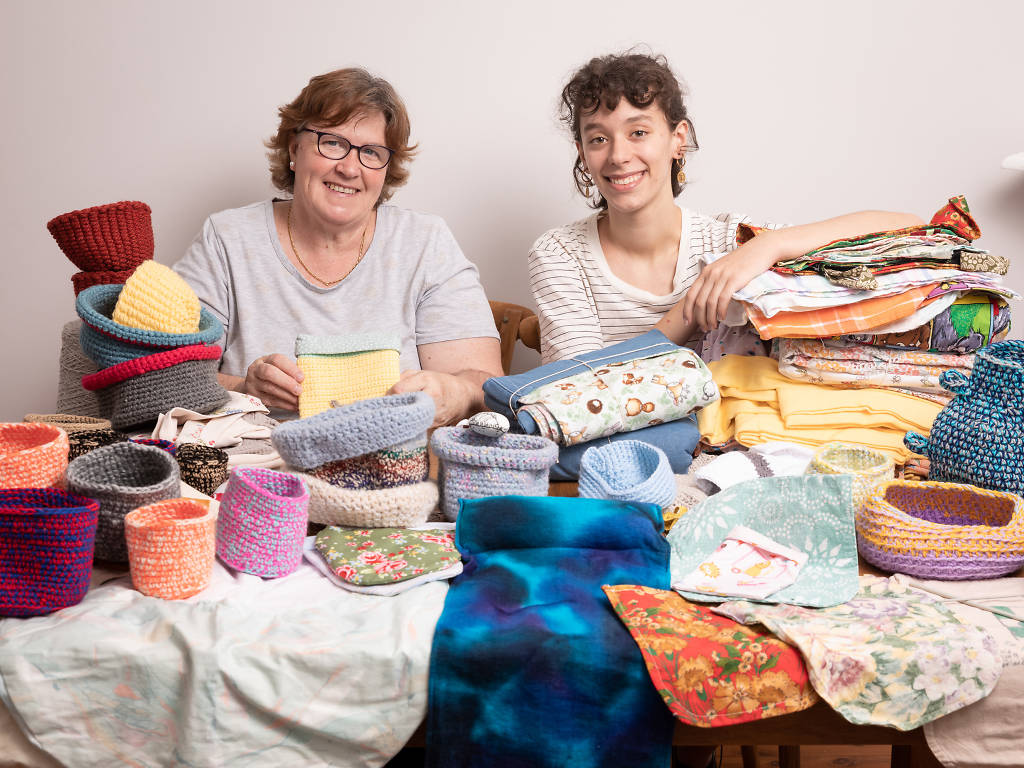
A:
577;440;676;510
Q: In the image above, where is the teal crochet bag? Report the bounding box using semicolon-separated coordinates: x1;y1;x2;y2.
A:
905;340;1024;496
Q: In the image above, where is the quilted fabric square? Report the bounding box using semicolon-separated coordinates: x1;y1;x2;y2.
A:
603;585;817;727
314;526;461;586
667;474;858;607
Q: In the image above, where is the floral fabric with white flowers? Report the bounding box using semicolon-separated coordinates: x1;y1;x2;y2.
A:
313;526;461;586
712;575;1002;730
517;348;718;446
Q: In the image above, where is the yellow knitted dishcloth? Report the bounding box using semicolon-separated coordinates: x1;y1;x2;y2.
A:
298;350;400;418
112;261;201;334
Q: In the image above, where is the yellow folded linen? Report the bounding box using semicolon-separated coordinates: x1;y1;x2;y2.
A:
698;356;941;463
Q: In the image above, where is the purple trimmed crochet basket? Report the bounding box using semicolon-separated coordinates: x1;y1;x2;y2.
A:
430;427;559;522
0;489;99;617
216;467;309;578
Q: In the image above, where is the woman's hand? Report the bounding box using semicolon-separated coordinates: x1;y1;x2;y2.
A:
680;234;778;331
241;353;304;411
389;370;478;428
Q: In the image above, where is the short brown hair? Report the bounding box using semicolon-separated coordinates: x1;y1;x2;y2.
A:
560;51;698;210
266;68;417;205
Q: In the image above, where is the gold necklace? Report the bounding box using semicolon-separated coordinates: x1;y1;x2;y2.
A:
287;203;369;287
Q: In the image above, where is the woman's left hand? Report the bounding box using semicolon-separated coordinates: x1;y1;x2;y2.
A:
679;235;778;331
389;370;477;427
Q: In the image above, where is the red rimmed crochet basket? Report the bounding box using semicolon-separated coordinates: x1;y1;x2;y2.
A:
0;422;70;489
857;480;1024;580
215;468;309;578
47;201;154;272
71;268;139;297
0;489;99;616
125;498;216;600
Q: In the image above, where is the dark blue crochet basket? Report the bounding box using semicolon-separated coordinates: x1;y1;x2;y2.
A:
0;489;100;617
905;340;1024;496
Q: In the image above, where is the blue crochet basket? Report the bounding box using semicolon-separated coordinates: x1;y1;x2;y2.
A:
77;284;223;367
905;340;1024;496
577;440;675;510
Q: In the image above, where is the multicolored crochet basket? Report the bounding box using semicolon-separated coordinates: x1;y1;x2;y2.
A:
806;442;895;511
216;467;309;578
857;480;1024;579
125;498;216;600
0;488;99;617
430;427;559;521
47;200;154;273
65;442;181;562
175;443;229;497
905;340;1024;496
0;422;70;489
67;428;128;461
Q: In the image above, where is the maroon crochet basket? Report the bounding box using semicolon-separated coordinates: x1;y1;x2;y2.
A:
47;201;154;273
71;268;140;296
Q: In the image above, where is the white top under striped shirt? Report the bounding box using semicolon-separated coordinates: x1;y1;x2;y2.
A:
528;204;777;363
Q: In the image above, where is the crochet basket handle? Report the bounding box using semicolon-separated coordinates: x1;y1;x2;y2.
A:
939;369;972;396
903;431;931;457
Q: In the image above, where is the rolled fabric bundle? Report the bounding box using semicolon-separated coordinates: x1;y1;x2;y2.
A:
125;498;216;599
175;443;229;497
57;320;102;418
577;440;676;510
0;488;99;617
298;472;438;528
66;442;181;562
67;428;128;461
805;442;895;512
24;413;112;434
216;467;308;578
70;268;137;297
46;200;154;272
111;261;201;334
430;428;559;522
858;480;1024;580
0;422;69;489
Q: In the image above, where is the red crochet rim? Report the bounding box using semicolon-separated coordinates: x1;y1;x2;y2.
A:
81;344;222;390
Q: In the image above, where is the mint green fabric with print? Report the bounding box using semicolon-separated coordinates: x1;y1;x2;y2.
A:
314;527;461;586
668;474;858;607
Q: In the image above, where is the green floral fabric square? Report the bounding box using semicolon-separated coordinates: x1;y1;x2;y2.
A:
314;527;460;586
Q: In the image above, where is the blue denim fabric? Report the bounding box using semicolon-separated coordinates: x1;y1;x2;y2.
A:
482;330;699;480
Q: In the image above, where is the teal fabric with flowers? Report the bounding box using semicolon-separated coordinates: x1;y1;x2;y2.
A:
314;526;460;586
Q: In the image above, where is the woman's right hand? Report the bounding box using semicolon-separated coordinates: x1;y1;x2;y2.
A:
242;353;304;411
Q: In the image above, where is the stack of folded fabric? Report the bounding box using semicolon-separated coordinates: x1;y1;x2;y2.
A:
272;392;439;528
48;201;157;418
75;261;229;429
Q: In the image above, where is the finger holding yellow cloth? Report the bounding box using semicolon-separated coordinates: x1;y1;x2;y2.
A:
699;355;940;464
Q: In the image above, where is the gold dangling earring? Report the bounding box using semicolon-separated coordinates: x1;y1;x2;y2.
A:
582;170;594;199
676;158;686;185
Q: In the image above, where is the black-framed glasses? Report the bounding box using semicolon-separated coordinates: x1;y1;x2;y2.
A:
300;128;394;170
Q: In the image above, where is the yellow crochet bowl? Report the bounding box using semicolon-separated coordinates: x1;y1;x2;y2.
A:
806;441;894;511
112;261;201;334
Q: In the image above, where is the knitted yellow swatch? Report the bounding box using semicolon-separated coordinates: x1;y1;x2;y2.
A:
112;261;201;334
296;334;401;418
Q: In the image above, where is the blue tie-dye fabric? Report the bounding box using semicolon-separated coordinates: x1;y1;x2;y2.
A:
425;495;674;768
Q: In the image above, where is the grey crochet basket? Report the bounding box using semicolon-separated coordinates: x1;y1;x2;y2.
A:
430;427;559;522
66;442;180;562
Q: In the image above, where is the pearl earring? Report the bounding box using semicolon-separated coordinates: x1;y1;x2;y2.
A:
289;161;295;170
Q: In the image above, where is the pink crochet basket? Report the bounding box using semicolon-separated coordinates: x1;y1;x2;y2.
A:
0;423;70;489
215;468;308;578
125;498;216;599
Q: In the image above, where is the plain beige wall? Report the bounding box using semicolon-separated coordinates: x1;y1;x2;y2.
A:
3;0;1023;422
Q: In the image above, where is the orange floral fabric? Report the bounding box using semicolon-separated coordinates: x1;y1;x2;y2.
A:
603;584;817;728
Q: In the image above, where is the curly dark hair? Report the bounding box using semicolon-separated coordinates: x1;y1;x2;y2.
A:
560;51;698;210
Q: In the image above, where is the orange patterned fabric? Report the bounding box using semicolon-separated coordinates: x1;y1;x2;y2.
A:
125;498;216;600
0;423;69;489
745;284;941;340
603;584;817;728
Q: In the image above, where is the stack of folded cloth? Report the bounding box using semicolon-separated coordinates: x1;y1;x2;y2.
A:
272;392;439;528
75;261;229;429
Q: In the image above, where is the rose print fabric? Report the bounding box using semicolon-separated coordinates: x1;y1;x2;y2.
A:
314;526;461;586
604;585;817;728
713;575;1002;730
517;348;719;446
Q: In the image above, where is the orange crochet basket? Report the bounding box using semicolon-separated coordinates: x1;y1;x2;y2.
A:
124;498;216;599
0;423;69;489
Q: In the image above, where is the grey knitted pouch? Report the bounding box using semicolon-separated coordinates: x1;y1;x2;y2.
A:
66;442;180;562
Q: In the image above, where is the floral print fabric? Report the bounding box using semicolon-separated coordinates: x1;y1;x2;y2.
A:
603;585;817;727
517;348;718;446
314;526;460;586
713;575;1002;731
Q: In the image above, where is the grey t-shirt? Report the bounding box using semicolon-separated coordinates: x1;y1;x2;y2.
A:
173;200;498;377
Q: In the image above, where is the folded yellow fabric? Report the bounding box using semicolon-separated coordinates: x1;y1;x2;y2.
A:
698;356;940;463
112;261;201;334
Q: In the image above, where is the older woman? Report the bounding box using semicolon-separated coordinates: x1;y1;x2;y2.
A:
174;68;502;425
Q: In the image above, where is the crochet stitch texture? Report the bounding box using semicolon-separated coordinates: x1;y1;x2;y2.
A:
125;498;216;600
294;333;402;418
577;440;676;510
96;357;230;429
47;201;154;273
0;422;69;489
112;261;201;334
66;442;181;563
299;472;438;528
